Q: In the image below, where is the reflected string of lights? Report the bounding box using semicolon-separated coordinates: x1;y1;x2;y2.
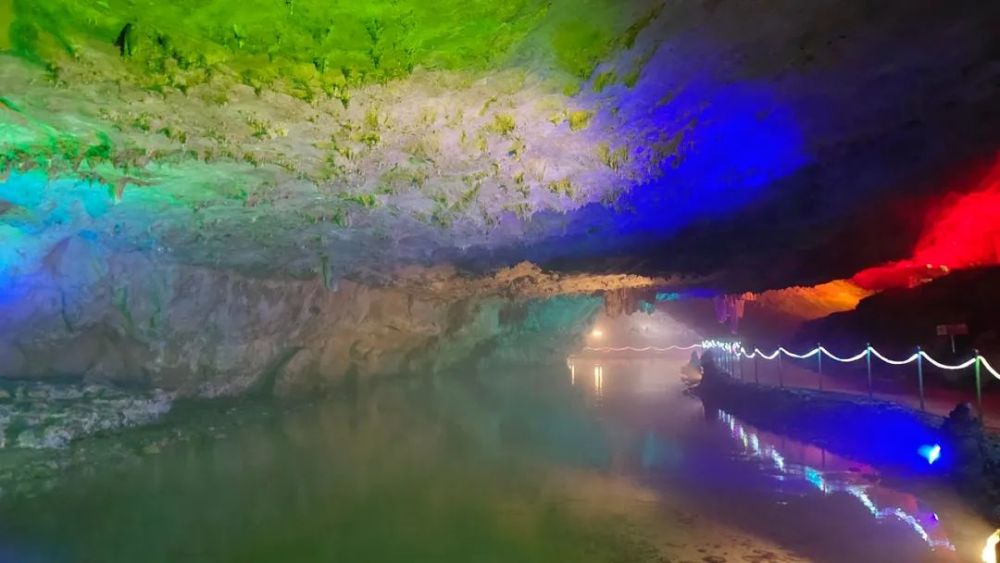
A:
718;410;955;552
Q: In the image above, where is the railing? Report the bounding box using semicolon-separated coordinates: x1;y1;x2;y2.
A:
583;341;1000;417
581;344;703;353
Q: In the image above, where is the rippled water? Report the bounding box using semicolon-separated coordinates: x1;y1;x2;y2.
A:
0;355;990;562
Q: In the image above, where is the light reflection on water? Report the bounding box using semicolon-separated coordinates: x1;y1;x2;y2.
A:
0;356;990;562
718;409;954;553
569;356;991;562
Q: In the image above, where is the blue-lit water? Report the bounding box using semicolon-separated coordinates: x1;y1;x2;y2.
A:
0;356;989;562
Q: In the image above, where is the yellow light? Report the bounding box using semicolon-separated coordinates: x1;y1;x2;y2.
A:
590;328;604;338
983;529;999;563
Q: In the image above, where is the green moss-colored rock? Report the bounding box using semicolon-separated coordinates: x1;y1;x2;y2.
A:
568;110;593;131
487;114;517;136
1;0;650;93
593;70;616;93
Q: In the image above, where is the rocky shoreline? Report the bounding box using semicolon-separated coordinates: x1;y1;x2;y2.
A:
0;382;173;450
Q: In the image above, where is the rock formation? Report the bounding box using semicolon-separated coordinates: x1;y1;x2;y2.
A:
0;0;997;401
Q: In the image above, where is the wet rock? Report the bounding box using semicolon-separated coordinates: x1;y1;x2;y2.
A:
0;383;174;450
941;402;986;489
17;427;73;449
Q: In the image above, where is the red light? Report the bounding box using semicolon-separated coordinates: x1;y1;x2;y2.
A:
852;156;1000;291
912;159;1000;269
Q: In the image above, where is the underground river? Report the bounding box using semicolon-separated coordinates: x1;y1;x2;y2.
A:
0;354;991;562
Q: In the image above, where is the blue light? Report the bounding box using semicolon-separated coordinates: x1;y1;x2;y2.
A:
804;467;826;492
918;444;941;465
654;289;718;302
476;71;810;268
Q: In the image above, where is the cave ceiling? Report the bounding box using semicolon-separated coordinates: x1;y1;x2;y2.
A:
1;0;998;292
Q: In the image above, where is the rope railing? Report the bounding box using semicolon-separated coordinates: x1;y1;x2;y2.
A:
582;338;1000;414
920;353;978;371
868;347;920;366
582;344;702;352
702;339;1000;415
817;347;868;363
584;339;1000;380
776;346;820;360
705;339;1000;379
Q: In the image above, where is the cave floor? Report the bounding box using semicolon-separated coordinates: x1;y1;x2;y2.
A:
0;355;989;562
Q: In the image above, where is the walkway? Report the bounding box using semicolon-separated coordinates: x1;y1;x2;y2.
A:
724;352;1000;430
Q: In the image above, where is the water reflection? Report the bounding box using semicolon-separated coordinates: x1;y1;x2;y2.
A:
717;409;955;554
0;357;990;562
570;355;988;561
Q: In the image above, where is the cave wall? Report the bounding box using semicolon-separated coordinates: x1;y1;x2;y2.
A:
794;266;1000;359
0;235;601;396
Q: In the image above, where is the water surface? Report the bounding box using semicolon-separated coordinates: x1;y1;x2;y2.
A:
0;354;989;562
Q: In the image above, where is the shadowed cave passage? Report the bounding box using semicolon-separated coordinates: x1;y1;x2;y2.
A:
1;0;1000;561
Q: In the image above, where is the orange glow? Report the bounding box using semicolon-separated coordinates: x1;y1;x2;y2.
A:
851;262;950;292
755;280;872;320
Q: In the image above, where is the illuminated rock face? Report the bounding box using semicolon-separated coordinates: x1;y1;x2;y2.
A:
0;239;603;395
0;1;997;390
2;0;996;284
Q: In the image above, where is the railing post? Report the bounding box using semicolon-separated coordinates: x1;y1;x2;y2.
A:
865;344;873;399
753;352;759;385
916;346;925;412
817;344;823;391
975;350;983;416
777;352;784;389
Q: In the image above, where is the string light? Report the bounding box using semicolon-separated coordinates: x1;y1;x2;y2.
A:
818;346;868;363
777;346;820;360
582;344;701;352
582;339;1000;382
983;530;999;563
980;357;1000;380
868;347;920;366
920;352;977;371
